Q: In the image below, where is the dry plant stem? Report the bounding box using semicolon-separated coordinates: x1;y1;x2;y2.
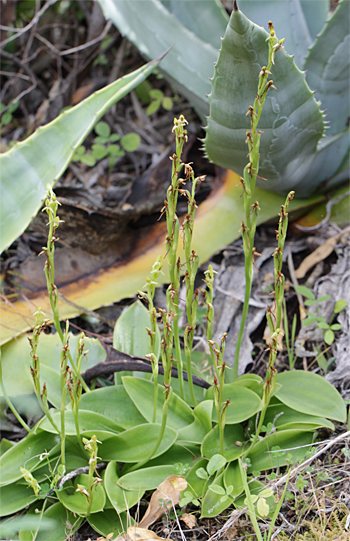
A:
231;23;285;382
0;349;30;432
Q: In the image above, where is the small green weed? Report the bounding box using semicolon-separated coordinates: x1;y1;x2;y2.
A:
72;121;141;170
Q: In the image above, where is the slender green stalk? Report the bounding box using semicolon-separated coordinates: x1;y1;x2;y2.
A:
0;350;30;432
77;436;102;517
245;192;294;454
203;266;219;379
41;187;89;394
29;308;60;433
231;24;285;382
239;458;264;541
139;256;163;423
59;323;70;466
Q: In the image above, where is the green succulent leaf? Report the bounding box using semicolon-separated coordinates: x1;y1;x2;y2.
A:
304;0;349;136
203;6;335;197
0;482;38;517
117;465;177;491
57;473;106;516
275;371;346;422
97;0;219;117
18;502;83;541
87;509;131;539
113;300;161;359
201;424;245;462
104;461;144;513
201;472;232;518
0;58;162;253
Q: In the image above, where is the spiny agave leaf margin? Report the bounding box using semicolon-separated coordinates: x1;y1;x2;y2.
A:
0;55;165;254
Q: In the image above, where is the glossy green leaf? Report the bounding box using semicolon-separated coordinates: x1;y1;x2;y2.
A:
113;300;160;359
146;442;200;472
224;460;244;499
304;0;349;136
97;423;177;462
185;458;208;498
264;401;334;431
57;473;106;516
276;371;346;422
205;384;262;424
97;0;218;117
177;400;213;443
158;371;206;405
122;376;194;429
0;481;38;517
79;385;146;430
0;438;14;456
104;461;144;513
246;429;314;472
18;502;83;541
117;465;177;491
201;424;245;462
201;472;232;518
39;409;123;435
0;431;60;486
87;509;130;538
1;516;55;541
0;59;162;254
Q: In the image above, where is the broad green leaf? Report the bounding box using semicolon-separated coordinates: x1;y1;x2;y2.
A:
224;460;244;499
0;481;38;517
276;371;346;422
304;0;349;136
0;431;60;486
117;465;177;491
294;286;315;300
39;409;123;435
161;0;228;49
177;400;213;443
97;423;177;462
300;0;329;41
18;502;83;541
122;376;194;429
57;473;106;516
185;458;209;498
0;438;14;456
0;170;323;346
158;371;206;405
205;384;262;424
201;424;245;462
87;509;130;538
0;332;105;400
79;385;146;430
146;442;200;470
1;516;55;541
203;7;334;197
113;300;160;359
97;0;218;117
104;461;144;513
264;401;334;431
201;472;232;518
0;59;162;254
246;430;314;472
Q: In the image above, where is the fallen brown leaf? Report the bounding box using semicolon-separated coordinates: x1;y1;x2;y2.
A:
295;227;350;279
127;526;168;540
138;475;187;529
180;513;196;529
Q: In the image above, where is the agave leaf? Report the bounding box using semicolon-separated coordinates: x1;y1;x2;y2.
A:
161;0;228;48
203;7;350;197
0;171;323;346
303;0;350;136
300;0;329;41
97;0;218;116
0;57;163;254
238;0;312;68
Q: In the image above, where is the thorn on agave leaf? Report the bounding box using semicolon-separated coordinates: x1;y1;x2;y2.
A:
233;0;239;11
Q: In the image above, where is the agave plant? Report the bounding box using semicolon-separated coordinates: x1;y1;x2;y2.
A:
98;0;349;197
